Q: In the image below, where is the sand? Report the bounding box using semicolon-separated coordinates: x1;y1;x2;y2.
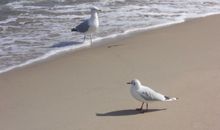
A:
1;15;220;130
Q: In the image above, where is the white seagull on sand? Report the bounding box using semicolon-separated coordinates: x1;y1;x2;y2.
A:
71;6;101;44
127;79;178;112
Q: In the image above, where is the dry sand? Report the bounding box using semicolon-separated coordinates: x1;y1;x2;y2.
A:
1;15;220;130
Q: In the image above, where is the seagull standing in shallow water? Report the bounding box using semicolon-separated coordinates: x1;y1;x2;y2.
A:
127;79;178;113
71;6;101;44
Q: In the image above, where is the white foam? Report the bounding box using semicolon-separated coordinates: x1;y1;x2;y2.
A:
6;1;31;9
0;41;91;74
186;11;220;19
0;17;17;24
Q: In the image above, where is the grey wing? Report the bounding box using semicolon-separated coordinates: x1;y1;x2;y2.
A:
76;19;90;33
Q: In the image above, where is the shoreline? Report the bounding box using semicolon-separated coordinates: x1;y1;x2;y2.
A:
1;12;220;75
1;14;220;130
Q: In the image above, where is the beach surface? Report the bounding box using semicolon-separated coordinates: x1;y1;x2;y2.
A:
1;15;220;130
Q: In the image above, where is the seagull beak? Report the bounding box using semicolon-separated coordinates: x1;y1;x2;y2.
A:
127;82;131;84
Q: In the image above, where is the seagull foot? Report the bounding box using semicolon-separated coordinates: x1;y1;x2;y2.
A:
136;108;146;113
136;108;149;113
136;108;142;111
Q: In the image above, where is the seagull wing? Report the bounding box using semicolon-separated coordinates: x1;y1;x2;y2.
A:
138;85;166;101
75;19;90;33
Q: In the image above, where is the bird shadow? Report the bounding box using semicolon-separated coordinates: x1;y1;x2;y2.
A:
96;108;166;116
49;41;83;48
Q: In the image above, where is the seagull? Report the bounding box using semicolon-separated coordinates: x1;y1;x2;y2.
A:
71;6;101;44
127;79;178;113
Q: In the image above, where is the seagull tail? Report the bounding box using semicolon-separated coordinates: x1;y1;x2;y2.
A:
71;28;77;32
164;96;179;101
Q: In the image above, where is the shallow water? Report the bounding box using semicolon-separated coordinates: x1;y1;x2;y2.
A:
0;0;220;73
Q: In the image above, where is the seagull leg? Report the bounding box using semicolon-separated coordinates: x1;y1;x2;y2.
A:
90;34;92;44
83;35;86;42
146;103;148;112
136;102;144;111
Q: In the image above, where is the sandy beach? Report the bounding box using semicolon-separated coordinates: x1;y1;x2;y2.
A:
1;15;220;130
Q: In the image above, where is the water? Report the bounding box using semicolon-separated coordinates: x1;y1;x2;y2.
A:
1;0;220;73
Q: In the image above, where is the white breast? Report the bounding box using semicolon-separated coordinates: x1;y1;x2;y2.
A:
130;86;146;103
86;13;99;34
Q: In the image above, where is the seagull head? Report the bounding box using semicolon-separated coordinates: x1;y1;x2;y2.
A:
127;79;141;87
90;6;102;13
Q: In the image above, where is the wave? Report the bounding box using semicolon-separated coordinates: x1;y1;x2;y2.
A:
0;40;91;74
1;0;220;74
0;17;17;24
